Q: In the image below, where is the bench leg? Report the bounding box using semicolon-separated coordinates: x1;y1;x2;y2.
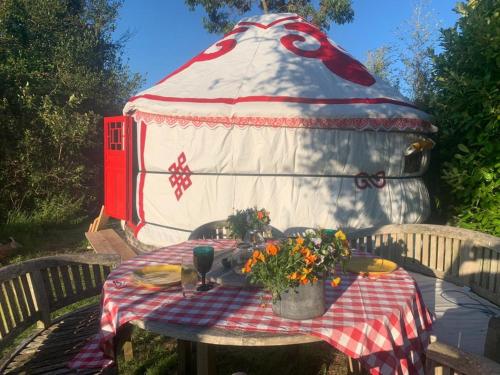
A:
196;342;216;375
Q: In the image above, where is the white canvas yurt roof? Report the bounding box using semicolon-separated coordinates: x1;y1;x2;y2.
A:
124;13;435;133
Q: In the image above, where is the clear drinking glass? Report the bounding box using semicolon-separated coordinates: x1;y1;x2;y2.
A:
181;254;198;297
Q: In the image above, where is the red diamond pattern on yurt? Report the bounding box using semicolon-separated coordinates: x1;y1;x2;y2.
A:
168;152;192;200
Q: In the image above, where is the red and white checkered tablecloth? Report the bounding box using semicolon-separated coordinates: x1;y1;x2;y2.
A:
69;239;433;374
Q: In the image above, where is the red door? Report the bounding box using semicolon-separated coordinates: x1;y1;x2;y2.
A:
104;116;133;221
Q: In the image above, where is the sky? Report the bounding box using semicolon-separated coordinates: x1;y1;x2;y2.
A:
114;1;460;92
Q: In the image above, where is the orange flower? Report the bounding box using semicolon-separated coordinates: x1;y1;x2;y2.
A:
242;258;253;273
331;277;341;287
288;272;299;280
300;247;311;257
252;250;265;262
257;211;264;220
305;253;317;265
266;243;279;256
300;278;309;285
312;276;318;283
296;237;304;246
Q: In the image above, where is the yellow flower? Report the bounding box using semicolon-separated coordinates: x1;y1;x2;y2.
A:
331;277;341;287
288;272;299;280
301;268;312;278
335;230;346;241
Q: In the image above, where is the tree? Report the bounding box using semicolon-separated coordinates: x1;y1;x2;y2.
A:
185;0;354;33
430;0;500;236
395;0;437;107
0;0;141;225
364;46;399;89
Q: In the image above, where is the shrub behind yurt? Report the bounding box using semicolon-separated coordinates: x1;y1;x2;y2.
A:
106;13;436;247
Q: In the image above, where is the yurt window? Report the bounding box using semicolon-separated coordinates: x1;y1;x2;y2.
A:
108;122;124;151
403;152;422;174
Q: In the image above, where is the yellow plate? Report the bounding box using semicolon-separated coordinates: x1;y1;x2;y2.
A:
346;257;398;276
132;264;181;289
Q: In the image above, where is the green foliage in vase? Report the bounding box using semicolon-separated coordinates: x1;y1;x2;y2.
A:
0;0;141;226
227;207;270;239
430;0;500;236
243;229;350;300
185;0;354;34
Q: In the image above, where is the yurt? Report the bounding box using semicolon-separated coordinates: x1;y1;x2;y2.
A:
103;13;436;247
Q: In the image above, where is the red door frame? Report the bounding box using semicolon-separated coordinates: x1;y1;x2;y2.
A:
103;115;133;222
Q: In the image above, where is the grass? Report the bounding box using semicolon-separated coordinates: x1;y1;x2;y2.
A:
116;327;349;375
0;221;90;265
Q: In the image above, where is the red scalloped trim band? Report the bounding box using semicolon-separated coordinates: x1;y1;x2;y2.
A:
132;111;434;133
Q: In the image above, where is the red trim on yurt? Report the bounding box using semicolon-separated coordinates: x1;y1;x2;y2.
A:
128;94;418;109
134;121;148;237
132;111;434;133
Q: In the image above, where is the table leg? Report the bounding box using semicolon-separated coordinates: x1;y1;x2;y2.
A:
196;342;216;375
347;356;368;375
114;323;134;362
178;339;194;375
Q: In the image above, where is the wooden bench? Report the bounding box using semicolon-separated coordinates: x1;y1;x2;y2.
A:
0;253;119;374
349;224;500;374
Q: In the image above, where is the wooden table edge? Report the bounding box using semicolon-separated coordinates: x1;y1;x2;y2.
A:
129;319;322;347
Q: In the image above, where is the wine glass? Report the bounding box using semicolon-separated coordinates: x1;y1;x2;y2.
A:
193;246;214;291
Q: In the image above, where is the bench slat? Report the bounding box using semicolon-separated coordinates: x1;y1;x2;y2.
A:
422;233;430;267
70;265;83;296
82;264;94;292
437;236;445;272
3;280;21;327
11;277;29;322
20;274;37;318
451;238;461;277
0;284;10;336
40;268;56;307
429;235;437;270
92;264;103;290
496;252;500;294
50;267;65;304
482;248;492;291
59;266;73;298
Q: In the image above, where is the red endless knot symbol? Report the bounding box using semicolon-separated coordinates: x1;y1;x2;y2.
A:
168;152;192;201
354;171;386;189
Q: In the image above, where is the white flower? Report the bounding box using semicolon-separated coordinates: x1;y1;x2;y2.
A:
316;255;325;265
304;229;316;236
312;237;322;246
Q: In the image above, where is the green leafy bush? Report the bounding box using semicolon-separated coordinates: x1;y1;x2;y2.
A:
0;0;141;226
430;0;500;235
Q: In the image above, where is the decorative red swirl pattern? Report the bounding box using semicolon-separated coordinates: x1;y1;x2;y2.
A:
156;29;247;85
281;22;375;86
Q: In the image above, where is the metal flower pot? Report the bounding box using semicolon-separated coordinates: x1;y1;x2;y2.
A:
272;280;325;320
